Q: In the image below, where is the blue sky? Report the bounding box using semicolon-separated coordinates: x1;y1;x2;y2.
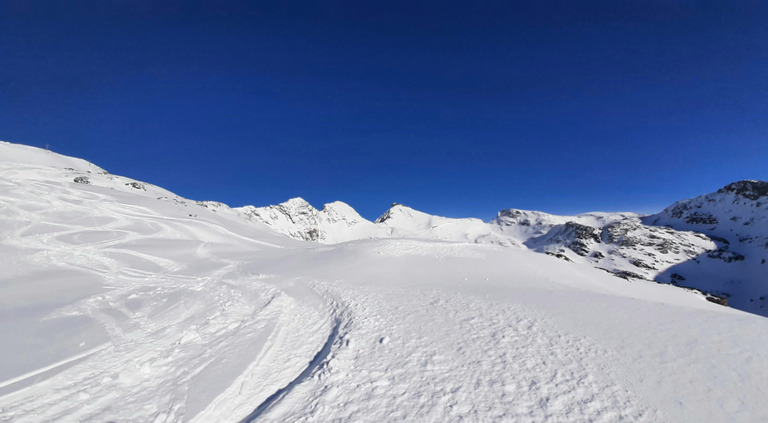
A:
2;1;767;220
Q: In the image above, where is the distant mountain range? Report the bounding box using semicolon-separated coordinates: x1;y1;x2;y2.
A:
239;181;768;316
1;140;765;317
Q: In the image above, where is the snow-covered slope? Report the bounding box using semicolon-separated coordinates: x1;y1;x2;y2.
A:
236;198;386;243
240;200;517;246
643;180;768;314
2;141;768;422
246;198;724;311
374;203;518;246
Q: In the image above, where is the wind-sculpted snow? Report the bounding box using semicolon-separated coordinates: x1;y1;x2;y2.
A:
2;141;768;422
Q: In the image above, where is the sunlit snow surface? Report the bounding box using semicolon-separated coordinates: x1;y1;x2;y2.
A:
1;141;767;422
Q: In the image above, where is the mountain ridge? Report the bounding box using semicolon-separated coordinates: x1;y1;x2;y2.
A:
245;181;767;316
1;141;765;315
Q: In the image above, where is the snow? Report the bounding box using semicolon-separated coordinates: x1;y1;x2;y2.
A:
1;140;768;422
645;182;768;314
237;198;385;243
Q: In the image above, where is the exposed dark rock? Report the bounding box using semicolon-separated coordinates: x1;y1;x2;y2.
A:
717;180;768;201
602;222;635;245
602;269;646;280
73;176;90;184
684;212;718;225
545;252;572;262
125;182;145;190
495;209;533;226
560;222;601;256
374;210;392;224
707;249;746;263
670;273;686;283
706;296;729;306
630;258;655;270
568;240;591;256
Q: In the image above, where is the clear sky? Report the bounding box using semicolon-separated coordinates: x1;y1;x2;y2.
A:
2;1;767;220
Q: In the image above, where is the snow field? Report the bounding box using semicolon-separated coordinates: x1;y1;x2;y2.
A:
2;141;768;422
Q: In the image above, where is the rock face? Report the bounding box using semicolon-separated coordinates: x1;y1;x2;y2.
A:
527;222;602;257
643;180;768;314
522;216;713;281
717;180;768;201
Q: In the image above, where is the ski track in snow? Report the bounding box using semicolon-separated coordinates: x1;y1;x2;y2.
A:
0;163;336;422
3;144;768;422
254;283;656;422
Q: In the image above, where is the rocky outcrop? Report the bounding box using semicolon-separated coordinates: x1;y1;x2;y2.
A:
527;222;601;257
644;180;768;315
717;180;768;201
524;216;713;279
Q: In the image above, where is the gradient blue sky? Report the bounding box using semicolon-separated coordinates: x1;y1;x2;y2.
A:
2;1;767;220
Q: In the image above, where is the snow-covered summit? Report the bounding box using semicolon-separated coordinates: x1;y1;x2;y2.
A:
321;201;366;224
648;180;768;237
237;198;382;243
0;140;106;173
372;203;514;245
718;179;768;200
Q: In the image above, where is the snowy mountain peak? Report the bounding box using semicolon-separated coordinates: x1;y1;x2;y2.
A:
374;203;422;224
648;179;768;234
0;140;106;174
279;197;317;213
238;198;381;243
717;180;768;201
320;201;364;225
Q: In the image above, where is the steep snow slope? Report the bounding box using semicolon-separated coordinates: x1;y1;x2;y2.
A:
2;141;768;422
644;180;768;314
